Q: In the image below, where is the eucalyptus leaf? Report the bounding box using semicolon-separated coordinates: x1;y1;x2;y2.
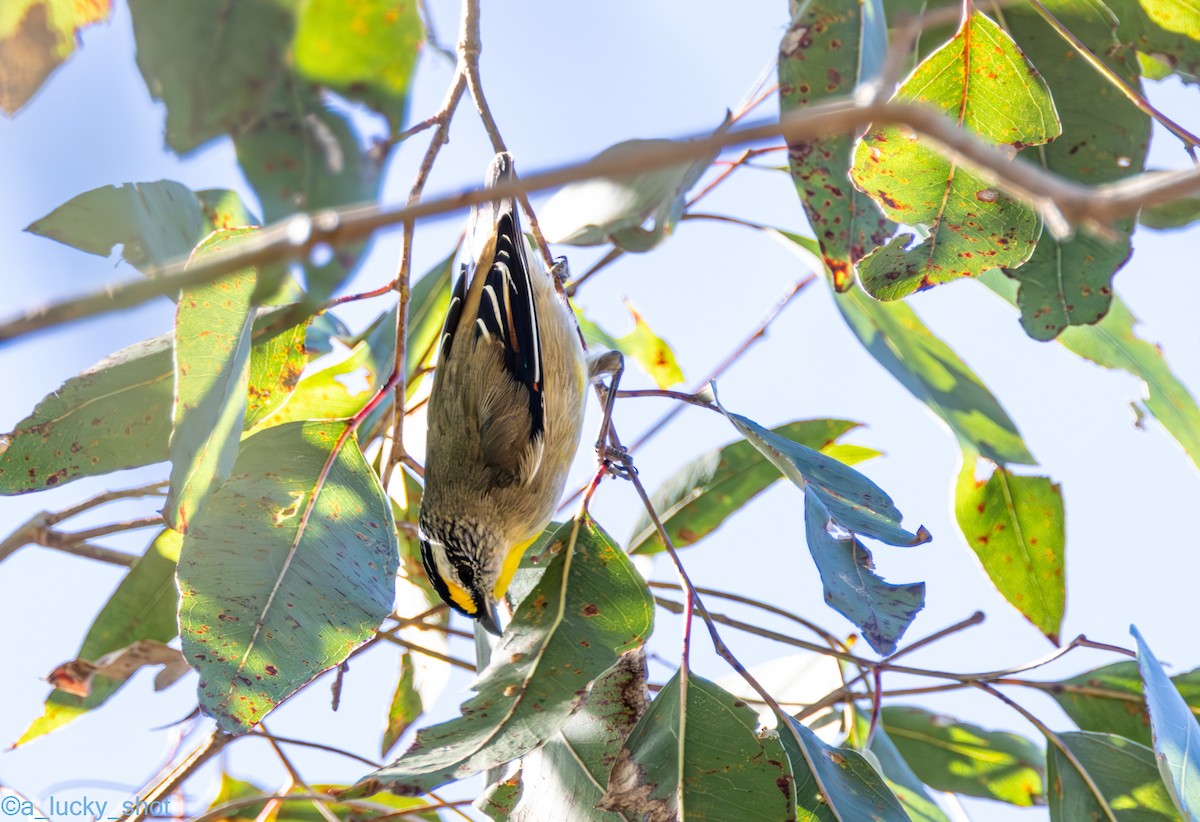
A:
1047;731;1179;821
0;0;112;114
1132;625;1200;818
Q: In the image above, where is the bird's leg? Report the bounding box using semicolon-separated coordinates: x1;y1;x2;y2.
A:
587;349;634;479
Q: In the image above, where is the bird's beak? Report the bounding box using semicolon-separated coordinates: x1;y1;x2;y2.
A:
476;600;503;637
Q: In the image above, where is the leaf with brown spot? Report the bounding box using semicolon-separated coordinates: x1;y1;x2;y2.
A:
46;639;188;698
576;302;684;389
0;0;111;114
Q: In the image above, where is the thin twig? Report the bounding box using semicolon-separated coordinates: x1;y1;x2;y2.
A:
247;729;381;769
376;628;477;671
260;722;340;822
8;96;1200;343
117;730;235;822
45;481;169;525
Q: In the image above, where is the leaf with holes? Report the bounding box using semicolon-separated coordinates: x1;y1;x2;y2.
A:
955;454;1065;643
513;653;649;822
851;11;1060;299
0;0;111;114
165;230;259;532
1001;0;1150;339
344;518;653;797
1047;731;1178;821
804;492;924;655
292;0;424;135
778;0;894;289
178;421;397;733
882;706;1046;805
629;418;877;555
15;530;181;746
599;670;793;821
1132;625;1200;818
129;0;293;153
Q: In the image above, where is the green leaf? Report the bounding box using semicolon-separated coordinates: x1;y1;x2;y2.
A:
1051;661;1200;748
513;653;649;822
804;493;925;655
851;11;1061;299
478;775;523;821
15;529;181;746
599;670;793;821
0;333;174;494
714;396;930;546
849;718;952;822
382;652;422;758
0;0;111;114
629;419;876;555
207;773;441;821
1047;731;1179;821
1001;0;1150;339
954;454;1065;643
129;0;294;154
243;313;308;429
292;0;423;135
778;0;894;289
1108;0;1200;83
1140;195;1200;230
178;421;398;733
1132;625;1200;818
165;230;259;532
233;76;379;301
881;705;1046;805
539;129;725;252
346;518;654;797
576;302;684;389
25;181;258;273
778;716;909;820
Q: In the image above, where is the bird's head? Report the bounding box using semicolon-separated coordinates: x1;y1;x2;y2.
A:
419;525;507;636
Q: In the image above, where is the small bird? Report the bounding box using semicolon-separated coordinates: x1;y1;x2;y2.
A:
419;153;614;636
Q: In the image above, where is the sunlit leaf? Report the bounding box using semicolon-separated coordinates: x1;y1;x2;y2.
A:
1132;625;1200;818
345;518;653;797
629;418;876;555
852;11;1061;299
129;0;293;153
576;302;684;389
1108;0;1200;83
513;653;649;821
0;0;111;114
1047;731;1178;821
804;493;925;655
599;670;793;820
955;453;1065;644
1001;0;1150;339
178;421;397;733
713;395;930;546
292;0;423;134
882;705;1046;805
15;530;181;745
849;717;952;822
165;230;259;532
778;0;894;289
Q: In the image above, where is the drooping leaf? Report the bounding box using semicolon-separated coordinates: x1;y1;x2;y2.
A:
849;717;952;822
983;272;1200;473
381;652;422;758
233;76;379;301
778;0;894;289
292;0;424;135
15;529;181;745
513;653;649;822
1001;0;1150;339
0;334;174;494
1108;0;1200;83
713;395;930;546
539;127;727;252
345;518;654;797
576;303;684;389
1051;660;1200;748
1132;625;1200;818
0;0;111;114
882;705;1046;805
25;181;258;273
851;11;1061;299
804;493;925;655
1047;731;1179;821
955;453;1066;644
178;421;397;733
599;670;793;821
778;716;909;820
165;230;259;532
629;418;876;555
129;0;293;154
